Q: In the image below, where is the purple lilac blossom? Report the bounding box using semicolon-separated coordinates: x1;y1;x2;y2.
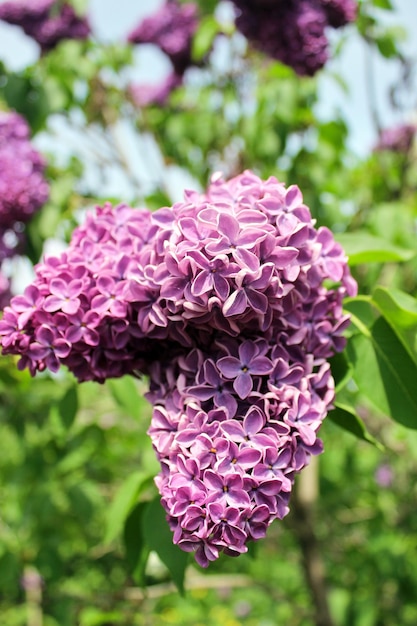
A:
374;123;416;154
0;170;356;564
232;0;357;76
0;112;49;227
0;111;49;309
0;0;90;53
128;1;198;77
320;0;357;28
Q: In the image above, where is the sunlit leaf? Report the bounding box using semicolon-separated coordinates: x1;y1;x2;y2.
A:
335;233;415;265
105;472;153;545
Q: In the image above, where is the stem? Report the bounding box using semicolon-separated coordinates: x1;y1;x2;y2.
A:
290;457;335;626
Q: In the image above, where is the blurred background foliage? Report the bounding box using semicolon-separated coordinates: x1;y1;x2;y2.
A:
0;0;417;624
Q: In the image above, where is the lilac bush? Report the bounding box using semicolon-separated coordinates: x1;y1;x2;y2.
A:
0;170;356;564
0;0;90;53
232;0;358;76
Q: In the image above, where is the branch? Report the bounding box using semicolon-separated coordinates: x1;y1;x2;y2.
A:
288;457;335;626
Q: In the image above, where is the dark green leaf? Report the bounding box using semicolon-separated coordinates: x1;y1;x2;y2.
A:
143;497;188;593
329;352;353;392
57;385;78;430
123;502;150;586
346;317;417;429
328;403;383;449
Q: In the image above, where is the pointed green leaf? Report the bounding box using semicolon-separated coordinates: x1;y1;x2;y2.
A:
346;317;417;429
335;233;414;265
106;377;147;421
57;385;78;430
123;502;150;586
372;287;417;327
143;497;188;593
328;403;383;449
329;352;353;392
191;16;221;61
372;0;393;10
105;472;154;545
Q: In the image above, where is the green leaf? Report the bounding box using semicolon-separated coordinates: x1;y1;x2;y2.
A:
372;0;393;9
372;287;417;328
191;15;221;61
343;296;377;333
143;497;188;593
374;34;398;58
106;377;146;421
329;352;353;392
123;502;150;586
346;317;417;429
328;403;383;449
57;385;78;430
105;472;153;545
335;233;415;265
372;287;417;362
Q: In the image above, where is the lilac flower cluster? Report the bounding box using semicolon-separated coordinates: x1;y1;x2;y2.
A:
0;112;49;227
0;171;355;564
128;1;198;106
0;111;49;308
374;123;416;154
0;0;90;53
232;0;358;76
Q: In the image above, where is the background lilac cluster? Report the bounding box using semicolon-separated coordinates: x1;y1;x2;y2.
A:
0;171;356;565
127;1;199;107
232;0;358;76
0;111;49;308
0;0;90;53
374;123;417;154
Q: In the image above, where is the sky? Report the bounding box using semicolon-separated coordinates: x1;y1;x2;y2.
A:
0;0;416;157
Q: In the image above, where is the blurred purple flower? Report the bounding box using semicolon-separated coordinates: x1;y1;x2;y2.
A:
232;0;357;76
128;1;198;76
374;123;416;153
375;463;393;488
0;0;90;52
129;73;183;108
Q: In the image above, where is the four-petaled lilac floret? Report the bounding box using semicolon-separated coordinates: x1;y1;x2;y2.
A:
0;170;357;565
